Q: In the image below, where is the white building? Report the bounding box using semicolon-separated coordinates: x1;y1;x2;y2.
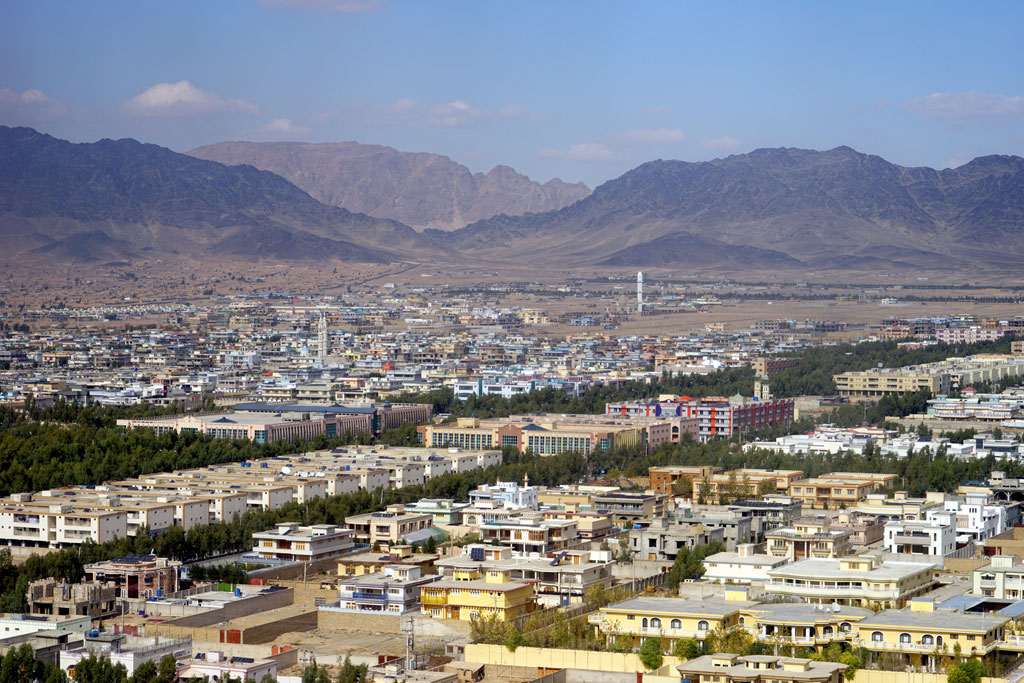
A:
927;493;1006;543
250;522;354;563
468;481;539;509
701;544;790;584
883;517;956;557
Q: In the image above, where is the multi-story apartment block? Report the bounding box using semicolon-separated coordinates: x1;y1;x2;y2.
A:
606;396;794;441
417;417;646;455
833;368;949;399
927;493;1006;542
250;523;355;563
766;555;936;609
83;555;180;599
0;500;127;548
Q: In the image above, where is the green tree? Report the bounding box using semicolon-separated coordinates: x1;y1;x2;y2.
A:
671;638;701;660
639;638;664;670
948;659;983;683
505;628;524;652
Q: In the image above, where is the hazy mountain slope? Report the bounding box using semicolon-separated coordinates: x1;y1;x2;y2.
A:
443;146;1024;268
0;126;431;262
187;140;590;230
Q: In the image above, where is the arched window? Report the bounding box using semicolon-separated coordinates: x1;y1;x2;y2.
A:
937;636;944;646
823;626;834;636
698;620;710;632
922;635;934;645
840;622;851;633
671;619;682;629
871;632;884;642
738;617;745;626
651;618;662;629
899;633;912;644
642;618;649;628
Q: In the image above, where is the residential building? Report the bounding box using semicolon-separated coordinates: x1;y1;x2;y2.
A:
59;634;192;676
927;493;1006;543
851;599;1007;669
788;473;896;510
765;519;853;560
331;565;437;614
630;518;724;561
834;368;950;399
589;593;754;644
0;613;91;638
417;417;646;455
82;555;180;599
0;501;127;548
250;523;355;563
701;544;790;584
435;545;614;606
648;466;721;495
344;507;435;548
26;579;118;619
592;491;668;526
766;555;937;608
336;545;439;578
676;654;846;683
884;517;956;557
669;510;754;550
419;568;535;621
699;469;805;502
477;517;579;554
606;396;795;441
402;499;470;525
468;480;539;509
973;555;1024;599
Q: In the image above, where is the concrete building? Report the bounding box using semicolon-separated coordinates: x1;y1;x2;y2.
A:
83;555;180;599
606;396;795;441
973;555;1024;599
701;544;790;584
884;517;956;557
332;565;437;614
676;654;846;683
250;523;355;564
419;568;535;621
26;579;118;619
468;481;539;509
477;517;579;554
592;491;668;526
417;416;646;455
629;518;725;561
927;493;1006;543
765;519;854;560
648;466;721;495
344;507;434;548
766;555;936;609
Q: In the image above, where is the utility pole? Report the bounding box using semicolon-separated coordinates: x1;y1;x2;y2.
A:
405;615;415;670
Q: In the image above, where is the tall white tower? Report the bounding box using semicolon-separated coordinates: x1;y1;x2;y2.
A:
636;271;644;314
317;313;328;360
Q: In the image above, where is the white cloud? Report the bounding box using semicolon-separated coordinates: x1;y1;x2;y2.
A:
373;97;529;128
124;81;259;117
259;0;383;13
700;136;742;151
241;117;314;141
0;87;68;124
536;142;620;162
640;105;671;115
904;91;1024;121
623;128;686;145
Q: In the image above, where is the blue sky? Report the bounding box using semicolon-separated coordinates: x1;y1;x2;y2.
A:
2;0;1023;187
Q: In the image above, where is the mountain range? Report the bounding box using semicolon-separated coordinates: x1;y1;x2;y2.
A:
188;140;590;231
2;125;1023;272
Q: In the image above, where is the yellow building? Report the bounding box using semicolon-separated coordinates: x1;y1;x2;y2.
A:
419;568;535;622
588;591;754;645
852;598;1007;669
833;369;948;399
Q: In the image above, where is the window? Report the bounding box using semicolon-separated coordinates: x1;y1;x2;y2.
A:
642;618;649;628
899;633;912;644
922;635;934;645
871;632;883;642
650;618;661;629
698;620;709;632
671;619;682;629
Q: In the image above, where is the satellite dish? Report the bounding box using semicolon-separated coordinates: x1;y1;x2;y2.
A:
281;466;292;475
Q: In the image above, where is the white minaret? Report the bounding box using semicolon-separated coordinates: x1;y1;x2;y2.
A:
636;271;644;314
317;314;328;360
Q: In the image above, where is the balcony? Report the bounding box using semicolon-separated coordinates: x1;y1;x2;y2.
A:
347;591;386;601
420;594;448;605
765;581;899;600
